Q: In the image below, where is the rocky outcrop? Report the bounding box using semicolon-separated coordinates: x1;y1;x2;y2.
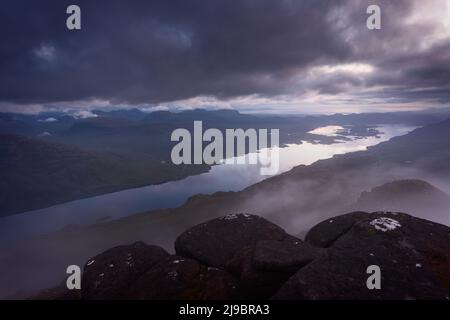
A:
275;211;450;300
81;241;169;299
305;211;369;248
35;212;450;300
225;236;322;298
174;213;321;298
128;255;241;300
174;213;289;269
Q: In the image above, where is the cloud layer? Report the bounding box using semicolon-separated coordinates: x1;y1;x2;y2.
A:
1;0;449;113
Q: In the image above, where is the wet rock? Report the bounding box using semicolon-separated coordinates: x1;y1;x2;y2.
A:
274;212;450;300
129;256;242;300
175;213;288;269
81;241;169;299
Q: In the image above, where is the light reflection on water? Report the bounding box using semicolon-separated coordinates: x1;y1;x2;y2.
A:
0;124;415;243
308;125;346;136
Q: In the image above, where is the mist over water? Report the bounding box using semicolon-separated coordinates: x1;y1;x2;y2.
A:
0;124;424;299
0;124;415;243
235;124;450;236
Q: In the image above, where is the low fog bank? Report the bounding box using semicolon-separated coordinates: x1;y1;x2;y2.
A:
1;119;450;299
239;164;450;237
2;165;448;299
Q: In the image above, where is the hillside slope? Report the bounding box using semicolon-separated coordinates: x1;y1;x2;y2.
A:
355;179;450;221
2;119;450;298
0;134;207;216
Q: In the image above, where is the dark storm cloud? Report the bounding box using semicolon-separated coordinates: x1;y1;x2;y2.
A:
0;0;349;104
0;0;449;110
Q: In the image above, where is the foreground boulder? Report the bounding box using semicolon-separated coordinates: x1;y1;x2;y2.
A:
34;212;450;300
175;213;290;269
251;237;321;273
274;212;450;299
305;211;371;247
129;255;242;300
81;242;242;300
226;236;322;298
82;242;169;299
175;213;321;298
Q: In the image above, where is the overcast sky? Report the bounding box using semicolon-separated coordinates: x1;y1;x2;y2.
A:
1;0;449;114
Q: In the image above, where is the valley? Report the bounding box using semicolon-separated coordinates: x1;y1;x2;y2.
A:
1;114;449;299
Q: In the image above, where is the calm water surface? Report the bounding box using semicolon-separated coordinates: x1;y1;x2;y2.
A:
0;124;415;243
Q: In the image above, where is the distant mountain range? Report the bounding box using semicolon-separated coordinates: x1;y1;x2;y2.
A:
2;108;449;138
